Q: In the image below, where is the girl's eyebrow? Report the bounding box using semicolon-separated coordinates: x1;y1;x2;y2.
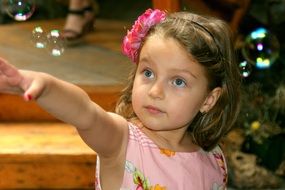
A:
139;57;155;68
139;57;151;64
140;57;198;79
172;68;198;79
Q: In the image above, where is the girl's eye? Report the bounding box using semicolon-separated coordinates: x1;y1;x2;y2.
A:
143;69;154;79
173;78;186;87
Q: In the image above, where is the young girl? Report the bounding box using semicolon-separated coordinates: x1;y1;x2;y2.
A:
0;9;240;190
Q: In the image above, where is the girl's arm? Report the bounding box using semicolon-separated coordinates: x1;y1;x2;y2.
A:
0;57;129;158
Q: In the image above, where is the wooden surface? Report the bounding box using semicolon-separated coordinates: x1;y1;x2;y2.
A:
0;123;93;154
152;0;180;12
0;18;133;85
0;123;96;189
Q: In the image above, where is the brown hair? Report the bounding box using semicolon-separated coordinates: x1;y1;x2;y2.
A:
116;11;241;151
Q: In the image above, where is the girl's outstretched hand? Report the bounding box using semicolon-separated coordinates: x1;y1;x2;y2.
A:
0;57;45;101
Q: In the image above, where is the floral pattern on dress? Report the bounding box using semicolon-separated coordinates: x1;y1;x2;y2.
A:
212;182;226;190
125;160;166;190
159;148;176;157
212;148;227;190
151;184;166;190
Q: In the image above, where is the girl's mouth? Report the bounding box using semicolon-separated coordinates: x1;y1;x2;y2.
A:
145;105;163;114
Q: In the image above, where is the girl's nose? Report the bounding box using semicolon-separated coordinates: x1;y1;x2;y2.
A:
148;81;165;99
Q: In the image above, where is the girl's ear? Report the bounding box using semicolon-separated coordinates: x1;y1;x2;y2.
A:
200;87;222;113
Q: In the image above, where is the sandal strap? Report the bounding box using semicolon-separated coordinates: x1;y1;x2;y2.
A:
61;29;83;40
67;5;94;16
68;9;85;15
83;5;93;13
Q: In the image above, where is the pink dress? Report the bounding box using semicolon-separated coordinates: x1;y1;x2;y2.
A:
95;123;227;190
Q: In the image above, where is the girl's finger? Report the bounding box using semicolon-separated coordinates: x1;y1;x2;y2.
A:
0;58;20;77
23;80;43;101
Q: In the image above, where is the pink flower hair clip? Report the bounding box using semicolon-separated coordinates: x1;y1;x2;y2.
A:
122;9;166;63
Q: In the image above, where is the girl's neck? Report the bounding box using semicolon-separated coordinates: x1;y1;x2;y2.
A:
139;124;200;153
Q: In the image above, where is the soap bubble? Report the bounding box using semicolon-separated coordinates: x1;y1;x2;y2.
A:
46;30;65;57
3;0;36;21
239;60;252;78
31;26;47;49
31;27;65;57
242;27;280;70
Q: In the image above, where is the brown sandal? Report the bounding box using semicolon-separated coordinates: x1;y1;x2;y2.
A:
61;6;95;46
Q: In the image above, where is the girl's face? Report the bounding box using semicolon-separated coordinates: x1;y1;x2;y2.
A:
132;35;220;132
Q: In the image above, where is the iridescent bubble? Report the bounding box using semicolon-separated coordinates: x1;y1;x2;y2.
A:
46;30;65;57
3;0;36;21
31;26;47;49
239;60;252;78
242;27;280;69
